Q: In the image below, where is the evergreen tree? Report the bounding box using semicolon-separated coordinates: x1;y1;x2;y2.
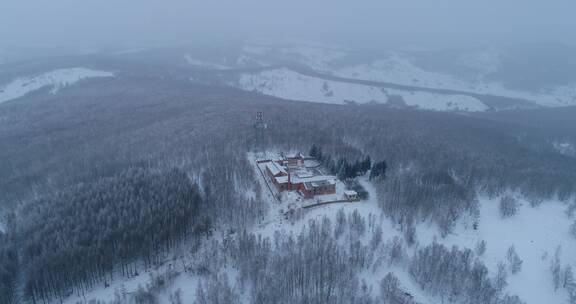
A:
507;246;523;274
370;160;387;180
500;196;520;218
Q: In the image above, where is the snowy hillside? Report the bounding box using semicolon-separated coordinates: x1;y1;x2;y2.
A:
417;197;576;304
280;46;346;71
457;48;502;76
184;54;232;69
255;182;576;304
335;52;576;108
240;41;347;71
232;42;576;109
0;68;114;104
235;68;489;112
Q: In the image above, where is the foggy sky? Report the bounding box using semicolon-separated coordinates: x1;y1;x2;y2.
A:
1;0;576;48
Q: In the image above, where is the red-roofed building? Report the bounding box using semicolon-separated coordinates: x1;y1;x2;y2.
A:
264;159;336;198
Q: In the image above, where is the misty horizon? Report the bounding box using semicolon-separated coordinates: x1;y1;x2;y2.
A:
2;0;576;49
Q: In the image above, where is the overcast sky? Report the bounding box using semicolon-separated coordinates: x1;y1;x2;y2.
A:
1;0;575;48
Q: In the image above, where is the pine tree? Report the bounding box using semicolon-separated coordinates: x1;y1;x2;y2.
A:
494;262;508;292
507;246;523;274
500;195;519;218
369;160;387;180
563;266;575;289
476;240;487;256
551;246;562;291
195;282;207;304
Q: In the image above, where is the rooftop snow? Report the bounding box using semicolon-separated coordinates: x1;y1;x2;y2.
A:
265;161;287;176
275;174;336;185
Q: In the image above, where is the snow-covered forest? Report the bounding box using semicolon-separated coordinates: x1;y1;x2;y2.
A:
1;58;576;304
1;1;576;298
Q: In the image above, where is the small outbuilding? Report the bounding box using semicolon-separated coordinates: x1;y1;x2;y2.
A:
344;190;360;201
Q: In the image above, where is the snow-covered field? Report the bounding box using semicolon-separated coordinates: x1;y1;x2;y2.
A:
234;43;576;109
184;54;231;69
416;197;576;304
259;187;576;304
281;46;346;71
336;52;493;91
235;68;489;112
335;52;576;108
242;45;270;56
386;88;488;112
240;40;348;71
237;68;388;105
0;68;114;104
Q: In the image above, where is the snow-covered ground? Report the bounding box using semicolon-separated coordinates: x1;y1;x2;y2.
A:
63;270;153;304
237;43;576;108
456;48;502;76
58;169;576;304
415;197;576;304
386;88;488;112
237;68;388;105
335;52;576;108
235;68;489;112
184;54;231;69
58;152;576;304
251;155;576;304
0;68;114;104
183;43;576;110
240;40;348;71
251;174;433;303
281;46;346;71
554;141;576;157
242;45;270;56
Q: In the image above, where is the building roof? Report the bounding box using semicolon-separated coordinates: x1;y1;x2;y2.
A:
275;176;289;184
292;174;336;184
276;174;336;187
295;171;314;178
306;180;335;188
304;160;320;168
285;152;304;159
266;161;287;176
